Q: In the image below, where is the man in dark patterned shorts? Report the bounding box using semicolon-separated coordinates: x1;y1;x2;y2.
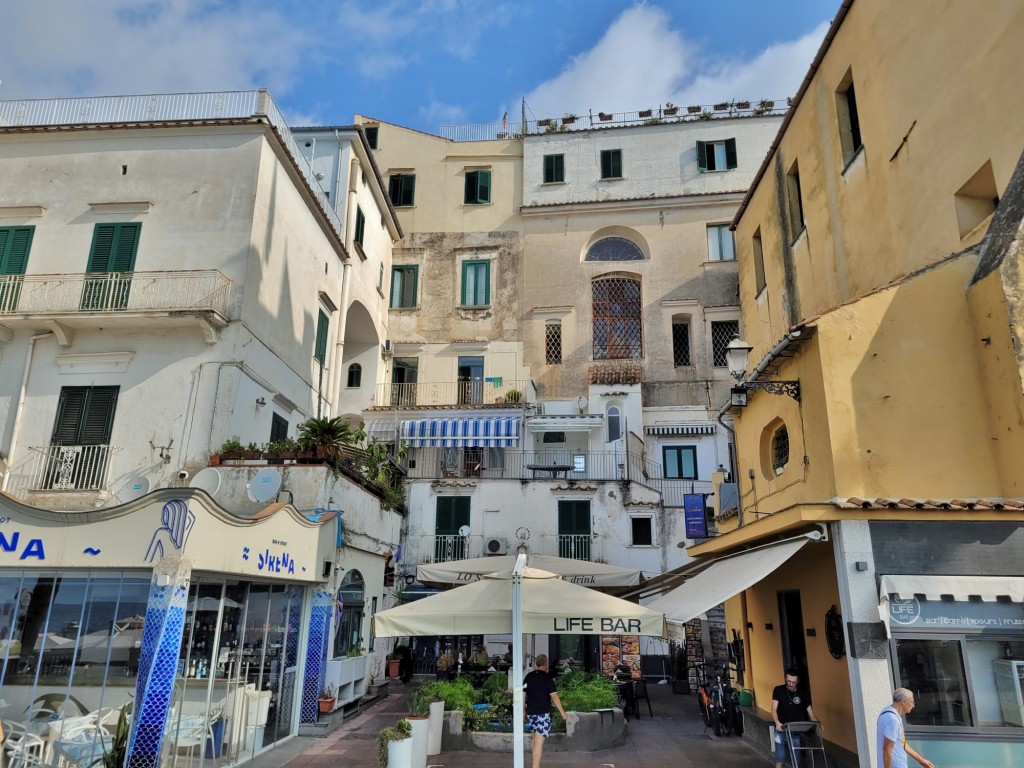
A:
523;654;568;768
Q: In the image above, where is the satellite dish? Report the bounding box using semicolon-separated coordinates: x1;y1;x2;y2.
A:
120;477;150;502
458;525;471;538
190;467;222;498
247;467;283;504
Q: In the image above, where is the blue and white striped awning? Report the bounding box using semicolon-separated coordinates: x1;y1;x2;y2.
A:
400;417;521;447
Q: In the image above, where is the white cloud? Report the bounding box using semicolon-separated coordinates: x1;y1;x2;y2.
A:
417;100;467;127
0;0;310;100
524;5;827;118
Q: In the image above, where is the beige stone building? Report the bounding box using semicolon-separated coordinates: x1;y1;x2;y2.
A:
644;1;1024;766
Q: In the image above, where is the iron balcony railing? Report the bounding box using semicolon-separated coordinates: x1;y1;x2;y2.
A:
374;379;532;408
418;534;485;564
415;534;601;564
660;480;716;508
0;270;231;316
408;449;633;481
27;444;116;491
439;100;790;141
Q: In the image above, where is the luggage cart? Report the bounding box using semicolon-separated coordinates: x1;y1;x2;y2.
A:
781;721;828;768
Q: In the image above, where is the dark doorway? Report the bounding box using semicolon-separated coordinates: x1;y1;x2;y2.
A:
777;590;809;688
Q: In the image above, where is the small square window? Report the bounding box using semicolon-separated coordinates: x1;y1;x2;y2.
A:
707;224;735;261
600;149;622;179
543;154;565;183
697;139;738;172
631;517;653;546
465;170;491;204
389;174;416;207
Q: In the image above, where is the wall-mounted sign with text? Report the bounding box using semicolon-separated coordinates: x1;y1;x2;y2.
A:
888;595;1024;632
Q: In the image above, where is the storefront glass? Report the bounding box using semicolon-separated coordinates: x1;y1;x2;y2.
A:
1;571;305;768
332;570;364;656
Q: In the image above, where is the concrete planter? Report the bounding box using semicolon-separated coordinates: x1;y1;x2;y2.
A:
427;701;444;755
442;708;626;752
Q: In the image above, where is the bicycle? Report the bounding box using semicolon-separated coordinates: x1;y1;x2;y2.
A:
689;662;713;727
708;662;743;737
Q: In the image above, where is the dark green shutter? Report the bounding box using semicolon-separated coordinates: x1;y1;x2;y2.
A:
0;226;33;275
52;386;119;445
314;309;329;363
354;207;365;246
435;497;470;534
725;138;738;169
389;176;401;203
478;170;491;203
465;172;475;203
696;141;708;172
601;151;611;178
555;154;564;182
87;223;140;273
405;175;415;206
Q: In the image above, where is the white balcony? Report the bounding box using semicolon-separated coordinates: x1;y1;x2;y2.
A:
0;270;230;343
26;444;116;491
415;533;602;564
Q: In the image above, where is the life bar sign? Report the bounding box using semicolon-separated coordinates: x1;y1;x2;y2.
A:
683;494;708;539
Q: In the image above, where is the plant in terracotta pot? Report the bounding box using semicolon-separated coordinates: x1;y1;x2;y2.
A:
298;416;355;462
663;102;679;116
319;684;337;714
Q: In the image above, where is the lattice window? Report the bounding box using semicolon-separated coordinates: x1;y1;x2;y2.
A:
585;237;644;262
672;322;691;366
711;320;739;367
772;424;790;473
592;277;642;359
545;322;562;364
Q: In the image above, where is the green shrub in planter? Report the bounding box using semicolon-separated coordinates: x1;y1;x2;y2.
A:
552;669;617;731
377;718;412;768
430;676;476;715
480;671;508;699
409;681;440;717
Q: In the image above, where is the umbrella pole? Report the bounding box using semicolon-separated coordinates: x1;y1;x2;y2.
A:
512;553;526;768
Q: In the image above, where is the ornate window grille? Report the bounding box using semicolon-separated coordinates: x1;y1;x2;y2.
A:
545;322;562;364
711;320;739;367
672;321;691;366
592;277;642;359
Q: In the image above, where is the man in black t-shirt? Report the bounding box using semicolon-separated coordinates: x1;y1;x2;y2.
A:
771;667;817;768
523;654;568;768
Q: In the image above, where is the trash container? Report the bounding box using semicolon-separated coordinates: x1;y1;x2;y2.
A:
738;689;754;707
205;719;225;758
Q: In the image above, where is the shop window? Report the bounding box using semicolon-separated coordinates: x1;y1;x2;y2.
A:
894;638;972;727
965;638;1024;728
333;570;365;656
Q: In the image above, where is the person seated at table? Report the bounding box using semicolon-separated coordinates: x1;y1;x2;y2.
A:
503;643;514;664
468;643;490;667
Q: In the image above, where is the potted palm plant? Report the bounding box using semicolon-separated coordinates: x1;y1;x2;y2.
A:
298;416;354;462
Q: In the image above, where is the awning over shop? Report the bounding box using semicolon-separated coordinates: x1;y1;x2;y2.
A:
877;574;1024;635
648;537;811;624
417;553;642;588
644;423;716;436
400;417;521;447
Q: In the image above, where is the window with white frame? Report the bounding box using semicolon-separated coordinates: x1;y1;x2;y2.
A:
707;224;736;261
630;516;654;546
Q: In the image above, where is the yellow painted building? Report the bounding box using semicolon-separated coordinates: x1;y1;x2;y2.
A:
654;2;1024;767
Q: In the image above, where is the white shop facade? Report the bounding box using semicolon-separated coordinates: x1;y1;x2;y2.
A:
0;488;337;768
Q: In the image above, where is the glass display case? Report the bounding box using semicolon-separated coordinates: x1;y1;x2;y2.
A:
993;659;1024;727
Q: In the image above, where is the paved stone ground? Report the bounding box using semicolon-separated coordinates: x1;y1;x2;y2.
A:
246;679;770;767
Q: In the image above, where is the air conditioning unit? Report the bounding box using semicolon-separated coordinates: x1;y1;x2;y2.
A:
381;339;394;358
485;538;508;556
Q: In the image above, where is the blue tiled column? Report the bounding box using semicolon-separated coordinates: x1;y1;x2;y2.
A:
300;587;333;723
126;557;192;768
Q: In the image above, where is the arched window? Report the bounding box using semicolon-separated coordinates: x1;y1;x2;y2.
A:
347;363;362;388
772;424;790;474
333;569;365;656
585;237;645;262
592;277;643;359
607;406;622;442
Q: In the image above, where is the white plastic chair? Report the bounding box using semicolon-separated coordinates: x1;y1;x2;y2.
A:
2;721;48;768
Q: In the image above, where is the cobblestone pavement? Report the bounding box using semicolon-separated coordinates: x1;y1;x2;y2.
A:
246;680;770;768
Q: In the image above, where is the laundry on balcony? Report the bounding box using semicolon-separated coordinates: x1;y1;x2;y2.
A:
400;417;521;447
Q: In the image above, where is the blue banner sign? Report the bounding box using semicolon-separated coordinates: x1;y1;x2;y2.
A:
683;494;707;539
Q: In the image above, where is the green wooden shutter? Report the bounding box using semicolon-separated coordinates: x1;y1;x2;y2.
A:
554;154;564;182
405;175;416;206
314;309;329;363
87;223;140;273
725;138;738;169
696;141;708;172
601;151;611;178
389;175;401;203
0;226;33;275
51;386;119;445
464;172;475;203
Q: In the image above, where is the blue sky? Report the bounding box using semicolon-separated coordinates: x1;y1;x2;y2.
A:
0;1;833;133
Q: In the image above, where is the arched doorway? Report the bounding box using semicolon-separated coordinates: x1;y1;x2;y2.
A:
333;570;365;656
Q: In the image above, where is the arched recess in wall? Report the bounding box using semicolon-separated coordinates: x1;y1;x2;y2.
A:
581;226;650;262
759;417;793;480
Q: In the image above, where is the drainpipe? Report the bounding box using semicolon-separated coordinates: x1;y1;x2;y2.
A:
715;329;804;525
330;260;353;416
3;331;53;492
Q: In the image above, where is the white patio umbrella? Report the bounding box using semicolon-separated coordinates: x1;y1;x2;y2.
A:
373;556;665;768
416;553;642;588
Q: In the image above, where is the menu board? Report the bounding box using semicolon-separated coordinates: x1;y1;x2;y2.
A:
601;634;641;678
